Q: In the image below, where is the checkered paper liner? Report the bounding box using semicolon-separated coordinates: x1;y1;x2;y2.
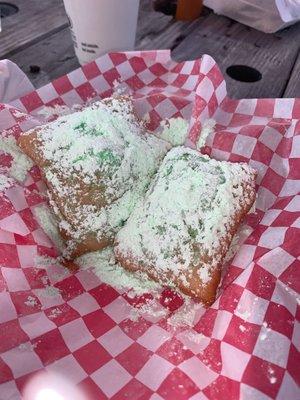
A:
0;50;299;400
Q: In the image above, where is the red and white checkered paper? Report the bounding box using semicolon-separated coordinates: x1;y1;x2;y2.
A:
0;50;299;400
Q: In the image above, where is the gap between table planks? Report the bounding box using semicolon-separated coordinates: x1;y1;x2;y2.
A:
283;52;300;98
1;0;300;99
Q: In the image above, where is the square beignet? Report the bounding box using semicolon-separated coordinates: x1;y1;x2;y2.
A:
17;97;170;258
114;147;256;305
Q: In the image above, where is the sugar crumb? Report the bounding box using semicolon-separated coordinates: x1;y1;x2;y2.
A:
33;204;66;252
18;342;37;351
35;285;61;298
48;307;63;319
158;117;188;146
129;299;169;323
0;173;13;191
37;104;74;121
13;110;27;119
167;299;204;328
0;135;33;181
77;247;162;297
197;119;216;150
24;296;38;307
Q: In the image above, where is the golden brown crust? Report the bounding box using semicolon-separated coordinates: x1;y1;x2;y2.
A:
44;170;114;259
18;128;47;168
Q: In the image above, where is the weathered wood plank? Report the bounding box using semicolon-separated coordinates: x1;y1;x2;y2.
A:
136;0;204;51
137;0;173;43
9;28;79;89
172;13;300;98
0;0;68;58
284;52;300;98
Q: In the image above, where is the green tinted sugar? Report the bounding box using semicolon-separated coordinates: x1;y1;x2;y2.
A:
158;117;189;146
116;146;256;288
25;98;170;255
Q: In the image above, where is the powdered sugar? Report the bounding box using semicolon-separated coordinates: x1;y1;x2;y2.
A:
37;104;73;120
0;173;13;191
18;342;37;351
167;299;204;328
158;117;188;146
197;119;216;150
48;307;63;319
35;285;61;298
13;110;28;119
33;201;161;297
24;295;38;307
24;97;170;257
33;204;65;252
0;135;33;181
77;247;162;297
129;299;169;323
182;330;206;344
268;366;277;384
34;254;64;269
116;146;256;293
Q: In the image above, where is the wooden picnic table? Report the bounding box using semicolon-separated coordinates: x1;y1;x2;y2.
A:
0;0;299;99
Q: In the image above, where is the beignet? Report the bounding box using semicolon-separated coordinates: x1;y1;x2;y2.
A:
115;147;256;305
18;97;170;258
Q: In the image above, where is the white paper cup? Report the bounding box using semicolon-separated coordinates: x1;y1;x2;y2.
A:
63;0;140;65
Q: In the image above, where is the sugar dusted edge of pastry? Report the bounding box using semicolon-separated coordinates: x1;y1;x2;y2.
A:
16;96;172;260
115;146;257;305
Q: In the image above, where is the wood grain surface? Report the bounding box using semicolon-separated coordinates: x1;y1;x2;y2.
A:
172;13;300;98
0;0;68;58
1;0;300;98
283;52;300;98
9;28;79;88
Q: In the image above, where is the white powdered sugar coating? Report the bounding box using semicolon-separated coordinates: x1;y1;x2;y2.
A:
13;110;28;119
34;254;64;269
48;307;63;319
35;285;61;298
33;204;65;252
33;202;162;297
158;117;189;146
197;119;216;150
33;191;217;329
116;146;256;288
24;295;38;307
129;299;169;322
0;173;13;191
37;104;73;120
77;247;161;297
25;97;170;255
0;135;33;181
167;299;204;327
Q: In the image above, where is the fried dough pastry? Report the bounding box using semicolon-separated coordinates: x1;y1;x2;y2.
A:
18;97;170;258
115;147;256;305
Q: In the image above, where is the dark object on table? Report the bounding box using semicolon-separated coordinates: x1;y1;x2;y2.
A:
153;0;203;20
29;65;41;74
226;65;262;83
0;2;18;18
153;0;177;16
176;0;203;20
